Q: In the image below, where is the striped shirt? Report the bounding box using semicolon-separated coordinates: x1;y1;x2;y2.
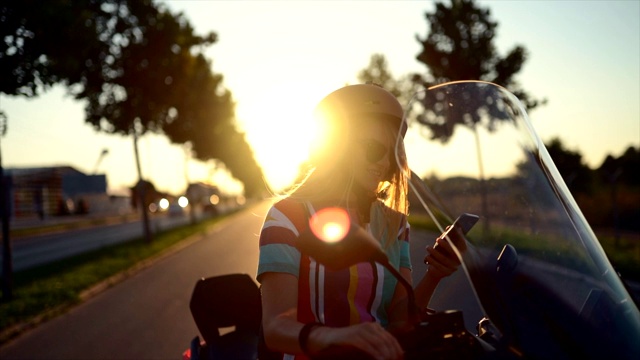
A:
257;198;411;358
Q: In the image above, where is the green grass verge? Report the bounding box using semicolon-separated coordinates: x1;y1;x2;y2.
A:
407;214;439;233
0;214;228;343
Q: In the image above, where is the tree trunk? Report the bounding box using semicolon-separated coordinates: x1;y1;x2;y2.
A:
133;130;152;244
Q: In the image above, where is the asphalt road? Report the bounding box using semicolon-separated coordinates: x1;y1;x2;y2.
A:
0;201;272;360
4;213;203;271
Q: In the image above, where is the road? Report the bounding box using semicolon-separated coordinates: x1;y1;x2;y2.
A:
0;201;271;359
0;200;484;359
3;212;205;271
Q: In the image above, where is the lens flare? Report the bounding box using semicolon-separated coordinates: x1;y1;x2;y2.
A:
309;207;350;243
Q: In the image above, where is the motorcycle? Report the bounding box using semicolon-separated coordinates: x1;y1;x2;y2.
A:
183;81;640;359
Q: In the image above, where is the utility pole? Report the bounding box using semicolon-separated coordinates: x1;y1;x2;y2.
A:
133;124;152;243
0;111;12;300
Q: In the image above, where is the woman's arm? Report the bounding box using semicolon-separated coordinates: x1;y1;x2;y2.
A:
387;267;414;329
261;272;405;359
415;225;467;309
414;268;444;310
260;272;304;353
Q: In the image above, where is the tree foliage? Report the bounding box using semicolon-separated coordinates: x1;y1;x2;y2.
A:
415;0;542;106
357;53;416;108
538;140;639;196
0;0;266;197
1;0;107;97
598;146;640;188
517;139;639;231
413;0;545;143
544;137;594;194
594;146;640;232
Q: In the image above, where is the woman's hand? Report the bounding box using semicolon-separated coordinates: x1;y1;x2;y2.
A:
423;225;467;279
309;322;404;360
262;273;403;359
414;225;469;309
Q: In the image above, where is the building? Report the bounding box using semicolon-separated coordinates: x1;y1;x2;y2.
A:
4;166;112;218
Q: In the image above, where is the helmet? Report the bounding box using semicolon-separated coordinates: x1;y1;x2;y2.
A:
313;83;407;137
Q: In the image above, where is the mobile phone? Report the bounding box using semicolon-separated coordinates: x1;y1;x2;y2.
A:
450;213;480;235
426;213;479;265
438;213;480;241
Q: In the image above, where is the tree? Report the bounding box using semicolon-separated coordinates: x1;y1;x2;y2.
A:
0;0;267;197
159;55;267;197
412;0;547;141
517;137;593;200
409;0;547;232
596;146;640;236
357;53;416;108
545;137;593;194
598;146;640;188
414;0;544;112
1;0;109;97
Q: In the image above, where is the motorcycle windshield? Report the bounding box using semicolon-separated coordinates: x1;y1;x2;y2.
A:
398;81;640;359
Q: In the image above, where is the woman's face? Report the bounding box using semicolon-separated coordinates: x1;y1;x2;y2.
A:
351;119;395;194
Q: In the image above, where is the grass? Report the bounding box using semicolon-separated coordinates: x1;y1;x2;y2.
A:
0;214;229;344
600;234;640;282
407;214;439;233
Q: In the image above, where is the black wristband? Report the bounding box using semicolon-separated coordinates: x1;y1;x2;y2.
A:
298;322;323;356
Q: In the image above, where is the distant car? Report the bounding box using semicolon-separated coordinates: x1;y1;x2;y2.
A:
168;202;185;217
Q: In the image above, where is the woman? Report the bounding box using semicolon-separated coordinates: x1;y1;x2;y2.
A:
257;83;461;360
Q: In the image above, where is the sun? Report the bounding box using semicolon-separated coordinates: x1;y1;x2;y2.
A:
237;82;329;192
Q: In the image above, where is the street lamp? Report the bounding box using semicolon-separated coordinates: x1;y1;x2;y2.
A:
93;148;109;174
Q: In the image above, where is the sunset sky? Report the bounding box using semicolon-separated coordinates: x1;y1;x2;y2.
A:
1;0;638;196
